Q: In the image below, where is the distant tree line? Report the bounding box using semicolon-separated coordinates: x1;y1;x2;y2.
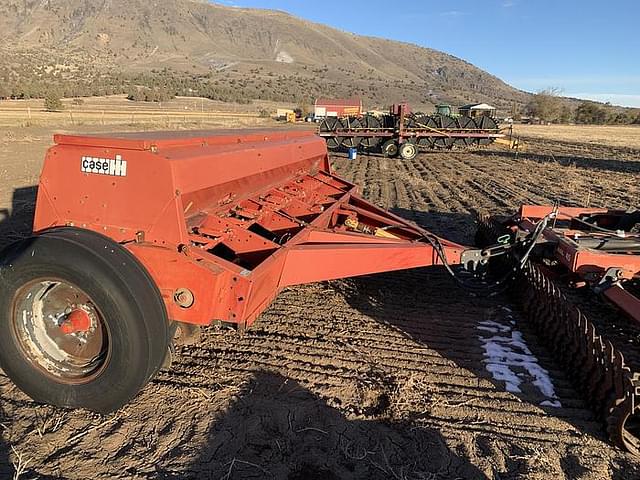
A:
0;66;347;106
2;67;638;124
525;88;640;125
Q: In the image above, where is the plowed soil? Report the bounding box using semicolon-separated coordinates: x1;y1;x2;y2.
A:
1;126;640;479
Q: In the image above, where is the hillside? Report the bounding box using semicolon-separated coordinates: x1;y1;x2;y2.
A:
0;0;529;110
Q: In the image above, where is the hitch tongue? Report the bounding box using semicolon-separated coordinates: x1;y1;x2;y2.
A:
460;249;490;275
461;234;517;276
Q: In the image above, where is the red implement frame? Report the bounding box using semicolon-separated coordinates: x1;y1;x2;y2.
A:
34;129;465;328
518;205;640;323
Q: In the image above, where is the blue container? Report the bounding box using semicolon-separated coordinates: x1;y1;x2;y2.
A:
348;148;358;160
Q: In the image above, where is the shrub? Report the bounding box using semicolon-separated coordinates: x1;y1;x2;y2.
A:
44;92;63;112
575;102;608;125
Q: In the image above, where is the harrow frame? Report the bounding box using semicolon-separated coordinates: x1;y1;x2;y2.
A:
318;103;506;156
478;205;640;455
517;205;640;323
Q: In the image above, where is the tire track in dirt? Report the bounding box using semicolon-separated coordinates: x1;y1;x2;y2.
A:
166;272;604;448
330;148;639;477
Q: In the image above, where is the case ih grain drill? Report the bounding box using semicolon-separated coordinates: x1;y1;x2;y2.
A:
0;129;637;455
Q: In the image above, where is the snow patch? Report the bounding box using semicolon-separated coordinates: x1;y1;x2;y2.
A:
478;307;562;408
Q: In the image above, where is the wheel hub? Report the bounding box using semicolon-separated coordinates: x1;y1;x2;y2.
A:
59;308;93;335
11;280;109;383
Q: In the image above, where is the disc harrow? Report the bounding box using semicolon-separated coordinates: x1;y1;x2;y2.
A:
359;114;383;149
476;211;640;455
339;116;362;149
317;103;505;158
432;115;457;149
319;117;342;150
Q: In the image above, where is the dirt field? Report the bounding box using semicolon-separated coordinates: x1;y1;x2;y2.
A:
0;122;640;479
514;124;640;149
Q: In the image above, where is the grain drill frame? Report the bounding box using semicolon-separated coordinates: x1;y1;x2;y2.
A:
0;129;468;414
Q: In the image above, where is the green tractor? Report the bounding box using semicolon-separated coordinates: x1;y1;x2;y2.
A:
434;104;460;118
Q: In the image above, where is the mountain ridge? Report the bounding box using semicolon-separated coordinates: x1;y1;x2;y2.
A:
0;0;530;110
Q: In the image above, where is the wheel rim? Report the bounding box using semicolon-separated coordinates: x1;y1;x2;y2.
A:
11;279;110;384
383;141;398;157
402;143;417;158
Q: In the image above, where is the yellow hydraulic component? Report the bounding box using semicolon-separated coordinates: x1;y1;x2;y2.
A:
286;112;296;123
344;217;400;239
494;136;522;149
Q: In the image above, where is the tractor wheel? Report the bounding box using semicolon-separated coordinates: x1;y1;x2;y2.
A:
381;139;399;158
0;227;169;414
399;142;418;160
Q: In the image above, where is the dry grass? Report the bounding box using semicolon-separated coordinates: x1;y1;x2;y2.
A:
514;124;640;149
10;445;29;480
0;95;291;128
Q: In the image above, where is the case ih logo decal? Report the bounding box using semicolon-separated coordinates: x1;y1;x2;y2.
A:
81;155;127;177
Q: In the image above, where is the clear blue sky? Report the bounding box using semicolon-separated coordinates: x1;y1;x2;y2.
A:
214;0;640;107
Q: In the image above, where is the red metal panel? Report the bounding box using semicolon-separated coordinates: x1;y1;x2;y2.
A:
555;239;640;279
54;129;318;151
603;285;640;325
520;205;610;220
34;144;186;245
520;210;640;280
518;204;640;325
35;129;469;327
126;243;224;325
279;242;462;287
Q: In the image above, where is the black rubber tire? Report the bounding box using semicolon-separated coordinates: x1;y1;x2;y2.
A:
381;139;399;158
399;142;418;160
0;227;169;413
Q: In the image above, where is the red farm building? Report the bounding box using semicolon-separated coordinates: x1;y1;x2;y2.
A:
314;98;362;118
